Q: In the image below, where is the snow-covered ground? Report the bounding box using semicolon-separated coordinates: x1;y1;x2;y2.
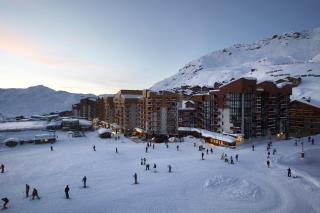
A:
0;132;319;213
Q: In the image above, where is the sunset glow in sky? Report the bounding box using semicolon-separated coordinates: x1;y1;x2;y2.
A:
1;0;319;94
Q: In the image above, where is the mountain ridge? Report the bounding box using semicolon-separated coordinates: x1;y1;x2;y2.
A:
151;27;320;104
0;85;96;117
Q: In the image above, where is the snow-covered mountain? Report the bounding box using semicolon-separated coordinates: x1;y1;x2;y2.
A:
151;27;320;104
0;85;95;117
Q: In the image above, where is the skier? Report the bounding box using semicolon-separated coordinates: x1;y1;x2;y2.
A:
50;146;53;151
2;198;9;209
26;184;30;198
311;138;315;145
267;160;270;168
153;163;157;172
176;145;179;151
201;152;204;160
206;149;209;155
210;148;213;154
267;152;270;158
308;136;311;142
145;146;148;153
252;145;255;151
166;143;169;149
221;152;225;160
287;168;291;177
152;144;155;149
116;147;118;153
1;164;4;173
140;158;143;165
65;185;70;199
32;188;40;200
82;176;87;188
194;142;196;147
133;173;138;184
93;145;96;151
235;154;239;162
168;165;172;173
273;148;277;155
230;157;234;164
146;164;150;171
143;158;146;165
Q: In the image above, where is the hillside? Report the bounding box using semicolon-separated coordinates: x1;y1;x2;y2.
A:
151;28;320;104
0;85;95;117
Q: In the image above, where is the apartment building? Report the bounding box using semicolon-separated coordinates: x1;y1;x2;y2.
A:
143;90;180;136
178;100;196;128
289;100;320;137
72;97;106;121
210;78;292;138
113;90;144;134
191;93;212;130
104;95;115;124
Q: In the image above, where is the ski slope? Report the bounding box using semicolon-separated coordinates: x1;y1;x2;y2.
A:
0;132;319;213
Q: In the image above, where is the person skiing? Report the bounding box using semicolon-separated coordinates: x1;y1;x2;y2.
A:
267;151;270;158
2;197;9;209
235;154;239;162
32;188;40;200
267;160;270;168
221;152;225;160
210;148;213;154
311;138;315;145
273;148;277;155
252;145;255;151
287;168;291;177
194;142;196;147
82;176;87;188
50;146;53;151
201;152;204;160
206;149;209;155
168;165;172;173
116;147;118;153
1;164;4;173
308;136;311;143
140;158;143;165
146;164;150;171
152;144;155;149
230;157;234;164
133;173;138;184
143;158;146;165
26;184;30;198
93;145;96;151
166;143;169;149
145;146;148;153
153;163;157;172
65;185;70;199
176;145;179;151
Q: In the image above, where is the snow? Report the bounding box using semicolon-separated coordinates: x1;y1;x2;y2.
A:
97;128;112;135
0;121;48;131
151;27;320;105
0;132;319;213
178;127;235;143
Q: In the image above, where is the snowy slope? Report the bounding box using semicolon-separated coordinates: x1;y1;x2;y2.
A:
0;85;95;117
152;28;320;104
0;132;319;213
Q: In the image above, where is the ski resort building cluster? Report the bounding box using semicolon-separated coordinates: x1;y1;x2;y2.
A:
70;77;320;145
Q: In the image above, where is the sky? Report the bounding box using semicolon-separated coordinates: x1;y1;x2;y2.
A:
0;0;320;95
